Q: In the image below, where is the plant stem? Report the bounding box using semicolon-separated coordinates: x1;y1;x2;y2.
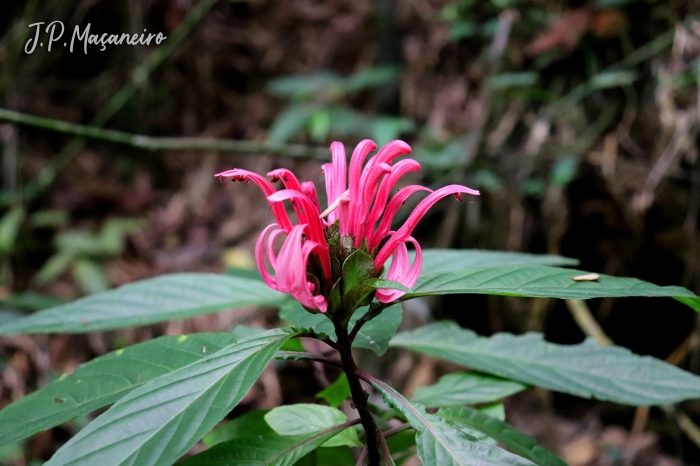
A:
378;431;393;465
348;302;386;343
382;423;411;438
355;448;368;466
333;320;382;466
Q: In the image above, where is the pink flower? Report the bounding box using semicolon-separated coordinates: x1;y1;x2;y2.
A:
216;139;479;312
255;224;328;312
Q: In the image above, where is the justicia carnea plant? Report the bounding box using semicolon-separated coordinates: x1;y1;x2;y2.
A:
215;140;479;465
216;139;479;318
2;139;700;466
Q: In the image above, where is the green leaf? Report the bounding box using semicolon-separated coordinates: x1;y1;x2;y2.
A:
99;218;143;255
364;279;412;293
371;117;415;146
203;410;274;447
371;378;536;466
419;249;579;274
386;430;417;465
44;328;298;466
0;206;25;253
391;322;700;405
590;70;638;89
675;296;700;312
54;229;107;256
342;250;376;293
73;259;111;294
268;105;315;143
0;333;238;447
265;404;360;448
550;154;580;187
267;71;340;98
229;325;305;354
404;265;697;310
35;251;75;285
436;405;566;466
30;209;69;228
438;403;504;444
1;291;64;311
489;72;538;89
0;273;285;334
342;66;401;93
316;374;351;408
279;301;402;356
412;372;527;408
352;304;402;356
295;446;356;465
309;110;331;142
180;429;348;466
0;310;22;327
0;442;23;463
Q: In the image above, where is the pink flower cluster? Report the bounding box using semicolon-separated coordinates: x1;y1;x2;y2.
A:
216;140;479;313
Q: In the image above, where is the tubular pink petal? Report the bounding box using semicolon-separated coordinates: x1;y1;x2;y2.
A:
322;163;338;223
370;185;432;250
323;143;348;224
312;295;328;312
347;139;377;230
268;190;324;244
330;141;347;200
268;190;331;280
353;162;392;245
375;237;422;302
338;197;351;236
215;169;293;232
290;241;328;312
267;169;308;222
375;185;480;267
361;140;412;178
266;227;286;269
267;168;303;192
275;225;307;293
302;181;321;211
255;224;281;289
366;159;422;236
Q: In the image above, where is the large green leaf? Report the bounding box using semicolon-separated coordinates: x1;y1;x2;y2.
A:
203;410;274;447
0;273;285;334
420;250;578;274
391;322;700;405
371;378;536;466
279;301;402;356
440;403;505;445
179;429;348;466
0;333;239;447
0;310;22;327
436;405;566;466
392;265;698;310
44;328;297;466
412;372;526;408
316;374;351;408
265;404;360;448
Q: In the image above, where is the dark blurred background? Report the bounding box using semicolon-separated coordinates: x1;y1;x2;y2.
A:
0;0;699;464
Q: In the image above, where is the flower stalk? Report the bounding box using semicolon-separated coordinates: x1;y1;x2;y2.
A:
333;319;383;466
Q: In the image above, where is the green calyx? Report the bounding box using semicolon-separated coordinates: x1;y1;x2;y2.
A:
304;222;384;324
